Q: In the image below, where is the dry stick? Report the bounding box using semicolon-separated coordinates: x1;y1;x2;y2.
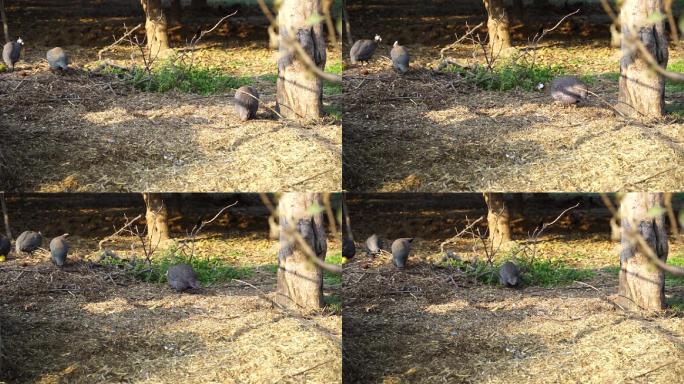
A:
279;359;334;381
574;280;626;312
622;167;675;189
628;360;676;380
439;22;485;60
187;201;238;260
98;214;143;251
440;216;485;253
98;23;142;61
0;192;10;240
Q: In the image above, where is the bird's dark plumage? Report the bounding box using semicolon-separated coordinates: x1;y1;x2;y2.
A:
0;234;10;257
391;238;413;269
549;76;588;104
499;261;521;287
50;234;70;267
390;41;409;73
365;234;382;254
47;47;69;70
167;263;201;292
350;35;381;64
3;38;23;71
234;85;259;121
16;231;42;254
343;236;356;258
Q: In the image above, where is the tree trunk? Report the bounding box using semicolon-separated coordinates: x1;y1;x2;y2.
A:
0;192;10;240
276;0;327;120
141;0;170;58
483;0;512;55
617;0;668;119
143;193;170;246
276;192;327;311
618;193;669;311
484;193;512;247
0;0;10;43
342;0;353;45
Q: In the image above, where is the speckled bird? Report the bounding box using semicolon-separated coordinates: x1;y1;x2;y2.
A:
350;35;381;64
2;38;24;71
234;85;259;121
390;41;410;74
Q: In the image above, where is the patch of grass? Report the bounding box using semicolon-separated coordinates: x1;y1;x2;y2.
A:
102;245;253;285
107;60;253;95
667;297;684;311
324;105;342;120
601;265;620;276
666;60;684;93
442;248;594;287
665;254;684;288
0;63;7;72
258;73;278;84
324;252;343;286
324;294;342;313
443;60;564;91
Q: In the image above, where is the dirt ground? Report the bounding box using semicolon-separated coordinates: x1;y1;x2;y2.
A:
342;194;684;383
0;1;341;192
0;195;342;383
343;1;684;192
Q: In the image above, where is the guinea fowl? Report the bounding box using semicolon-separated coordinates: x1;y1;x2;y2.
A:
343;236;356;258
50;234;70;267
0;234;10;259
499;261;521;287
167;263;201;292
15;231;43;254
234;85;259;121
2;38;24;71
46;47;69;71
390;41;410;73
365;234;382;255
350;35;381;64
548;76;588;105
391;238;413;269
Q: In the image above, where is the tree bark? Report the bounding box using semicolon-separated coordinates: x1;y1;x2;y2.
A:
484;193;512;247
0;0;10;43
0;192;10;240
143;193;170;246
141;0;170;58
618;193;669;311
617;0;668;119
342;0;353;45
483;0;512;55
276;192;327;311
276;0;327;120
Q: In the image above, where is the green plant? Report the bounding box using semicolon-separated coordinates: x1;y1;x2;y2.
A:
103;245;253;285
442;253;594;287
443;60;564;91
107;59;253;95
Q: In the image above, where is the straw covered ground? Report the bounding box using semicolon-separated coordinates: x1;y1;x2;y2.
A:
0;0;341;192
343;1;684;192
0;195;342;383
342;194;684;383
